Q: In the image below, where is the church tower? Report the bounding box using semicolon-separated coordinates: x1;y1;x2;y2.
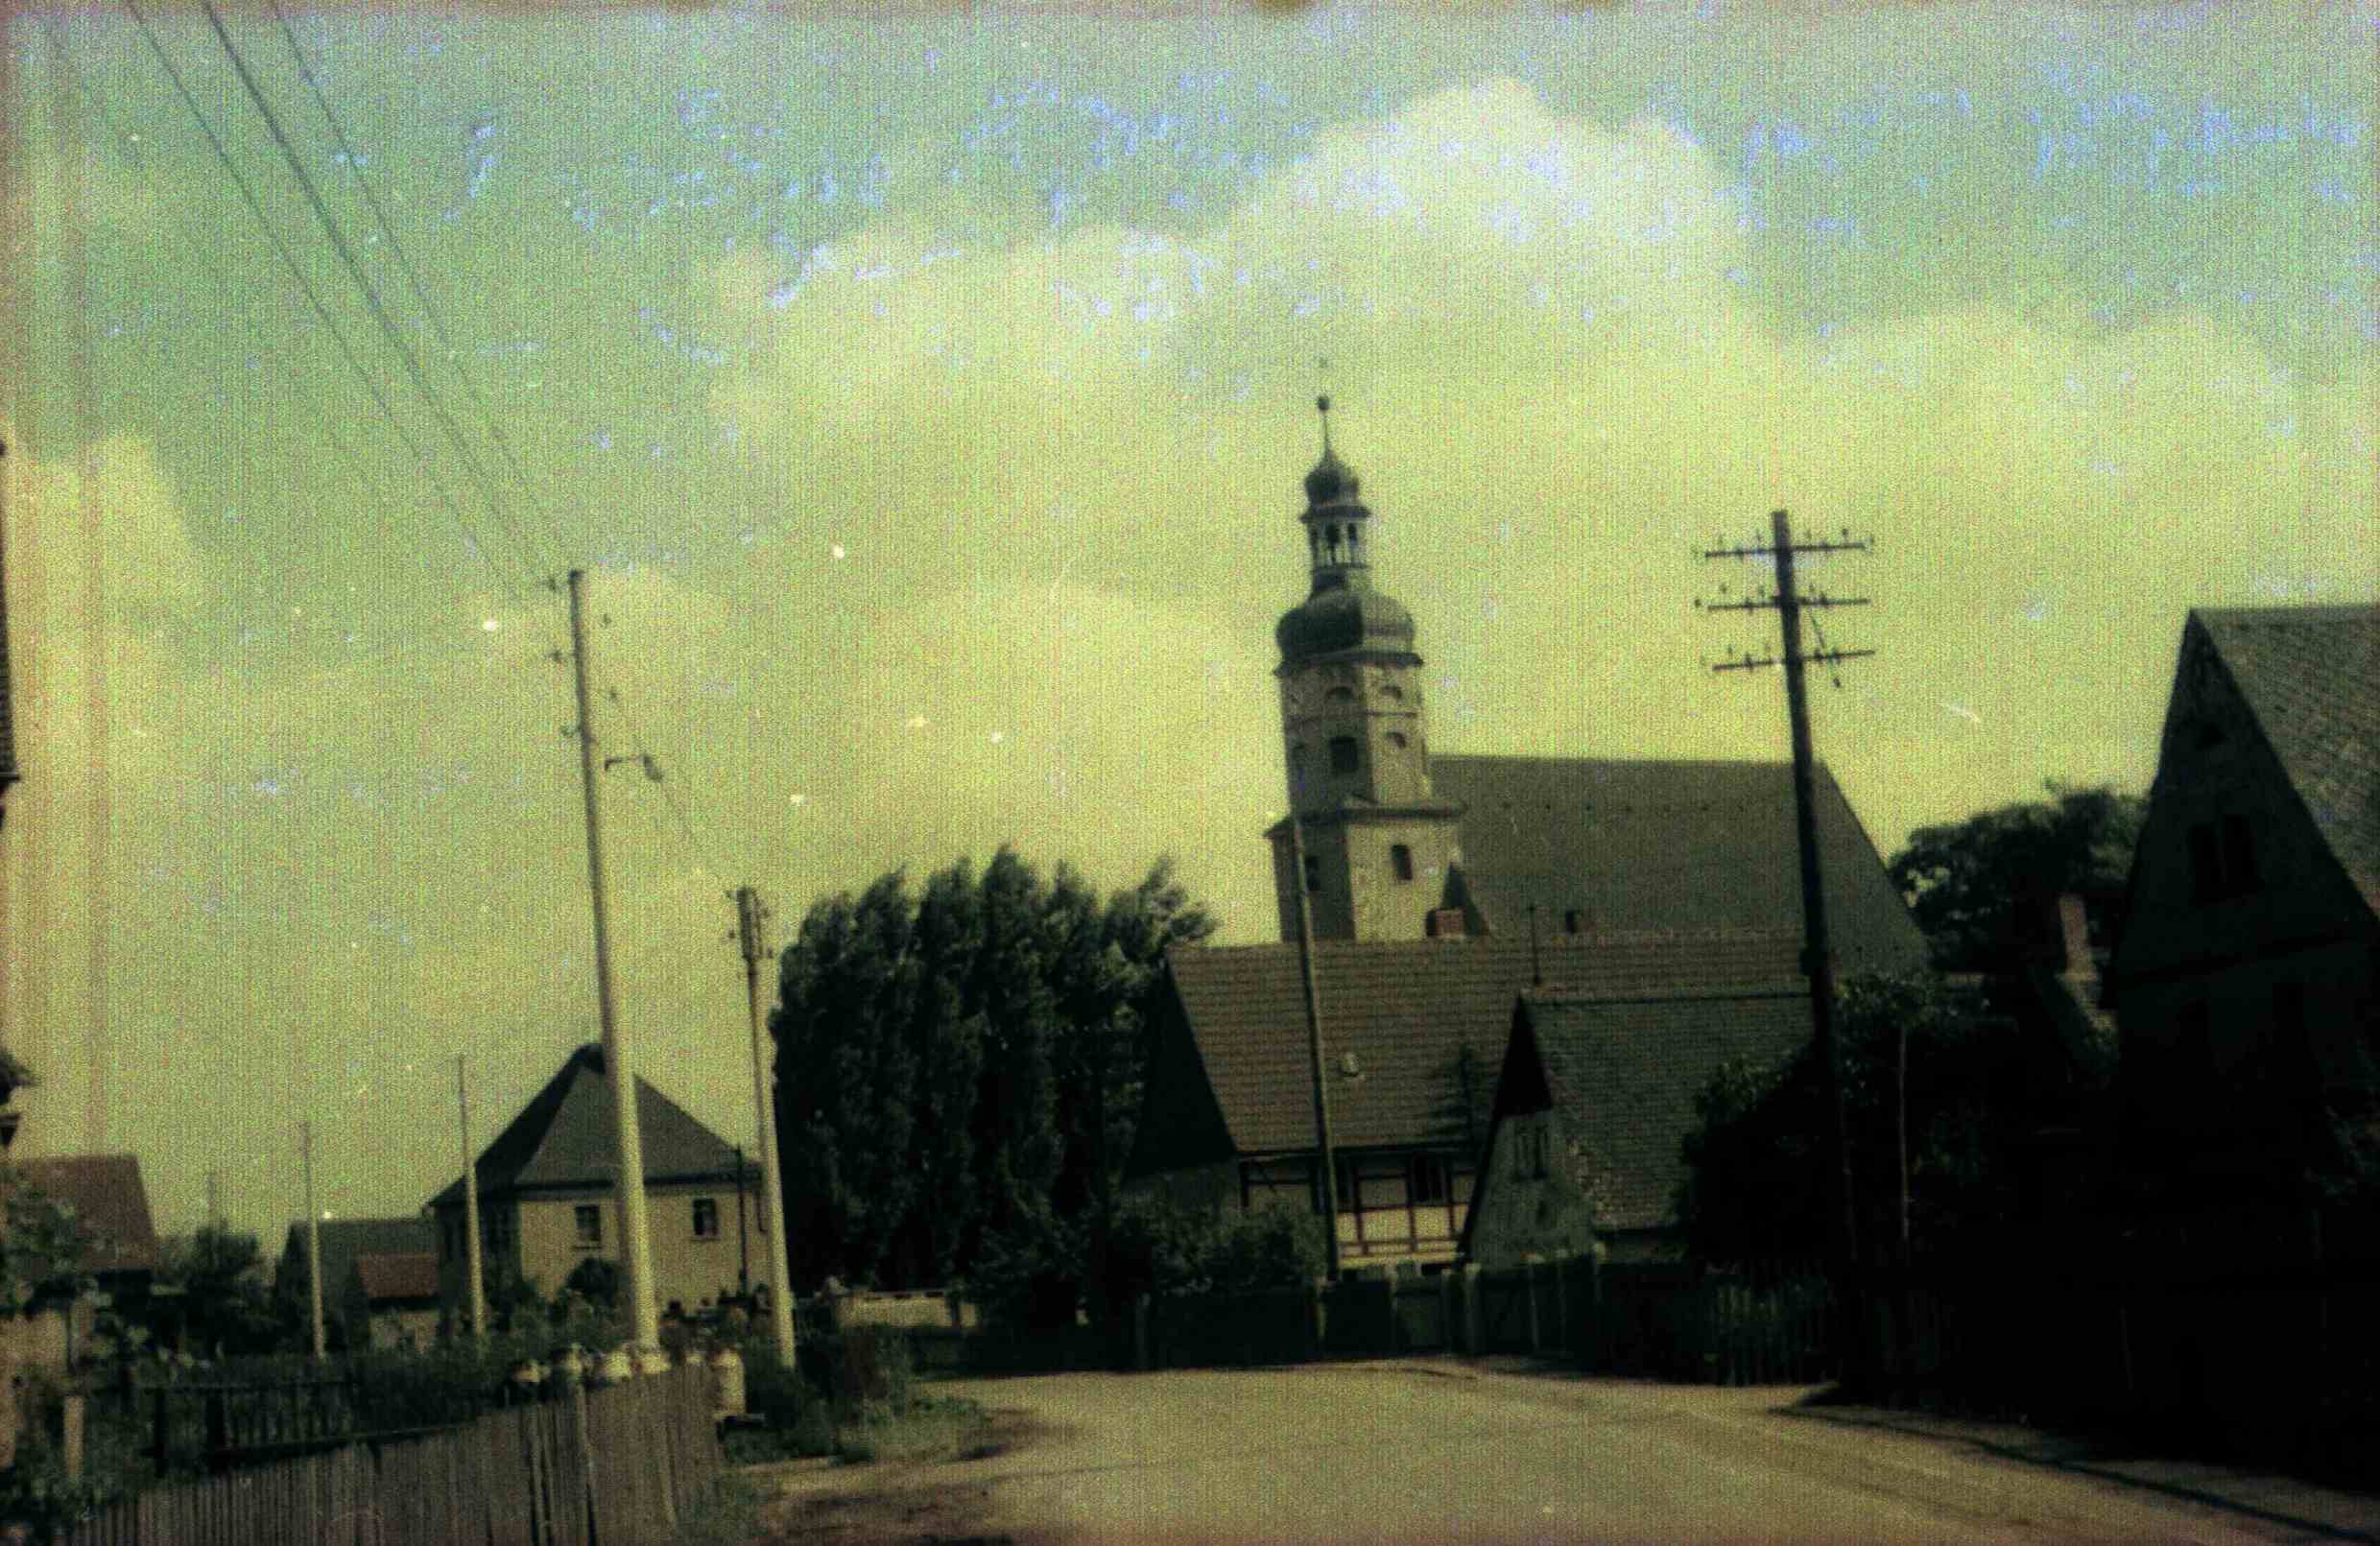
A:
1268;397;1464;941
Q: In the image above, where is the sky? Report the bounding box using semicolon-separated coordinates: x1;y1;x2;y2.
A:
0;1;2371;1250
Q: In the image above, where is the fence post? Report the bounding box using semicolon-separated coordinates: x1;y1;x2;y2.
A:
152;1387;168;1472
203;1389;228;1474
1525;1262;1542;1354
1132;1294;1151;1372
1462;1264;1483;1354
1439;1270;1455;1356
1553;1258;1568;1357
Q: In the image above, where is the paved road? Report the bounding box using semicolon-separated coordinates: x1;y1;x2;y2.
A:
802;1359;2380;1544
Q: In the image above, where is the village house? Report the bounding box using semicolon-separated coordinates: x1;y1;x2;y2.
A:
2106;604;2379;1263
343;1250;441;1350
1462;976;1815;1269
3;1154;161;1372
274;1216;438;1350
1125;406;1926;1267
428;1043;765;1321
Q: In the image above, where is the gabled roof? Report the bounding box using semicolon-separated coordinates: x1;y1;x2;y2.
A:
1504;988;1813;1235
1155;930;1807;1161
1430;755;1929;972
278;1216;435;1298
428;1043;744;1209
2195;605;2380;921
11;1154;160;1274
350;1250;440;1304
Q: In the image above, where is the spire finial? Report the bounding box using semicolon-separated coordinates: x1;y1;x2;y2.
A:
1316;354;1333;458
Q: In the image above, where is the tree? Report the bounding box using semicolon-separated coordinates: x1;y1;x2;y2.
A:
1888;781;2146;971
770;849;1214;1296
1676;972;2036;1270
559;1256;620;1311
165;1225;282;1356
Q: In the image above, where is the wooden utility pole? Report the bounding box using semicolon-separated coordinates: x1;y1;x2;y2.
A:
204;1170;220;1231
458;1055;487;1342
1287;819;1343;1280
734;885;797;1365
300;1122;325;1363
1698;509;1874;1280
566;568;660;1355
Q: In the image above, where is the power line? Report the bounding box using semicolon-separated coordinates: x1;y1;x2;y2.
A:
196;0;559;604
124;0;528;608
264;0;572;583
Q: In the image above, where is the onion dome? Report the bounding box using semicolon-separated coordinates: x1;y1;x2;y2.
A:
1275;583;1416;664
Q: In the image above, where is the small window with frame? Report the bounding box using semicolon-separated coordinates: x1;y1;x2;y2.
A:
575;1203;603;1248
1392;844;1415;882
692;1198;720;1240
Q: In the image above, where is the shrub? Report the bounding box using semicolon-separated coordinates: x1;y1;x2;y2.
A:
1106;1194;1324;1300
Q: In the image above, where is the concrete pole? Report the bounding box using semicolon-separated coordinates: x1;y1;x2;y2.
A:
1287;819;1343;1280
301;1121;325;1363
566;569;660;1355
736;886;797;1365
459;1055;487;1342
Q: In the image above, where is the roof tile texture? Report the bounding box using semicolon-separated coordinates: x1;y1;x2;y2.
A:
2198;605;2380;920
1168;931;1808;1158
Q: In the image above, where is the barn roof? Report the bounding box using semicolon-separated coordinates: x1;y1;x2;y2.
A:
2195;606;2380;921
428;1043;744;1209
278;1216;434;1298
1151;930;1808;1162
1504;987;1813;1235
350;1250;440;1304
11;1154;160;1275
1431;755;1928;971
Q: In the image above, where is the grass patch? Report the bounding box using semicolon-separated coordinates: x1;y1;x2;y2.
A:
833;1393;992;1464
674;1469;768;1546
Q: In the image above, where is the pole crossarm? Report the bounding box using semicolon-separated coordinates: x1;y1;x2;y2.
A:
1710;648;1878;674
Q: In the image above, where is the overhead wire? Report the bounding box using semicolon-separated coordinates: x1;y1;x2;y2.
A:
127;4;736;884
196;0;562;605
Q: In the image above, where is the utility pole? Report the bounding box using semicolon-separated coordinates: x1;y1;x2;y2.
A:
300;1121;325;1363
1287;819;1343;1280
566;568;660;1356
1697;509;1874;1284
734;885;797;1364
458;1055;487;1342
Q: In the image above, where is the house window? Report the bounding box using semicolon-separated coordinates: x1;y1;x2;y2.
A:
1380;684;1404;702
1329;736;1360;774
1303;854;1321;893
1326;685;1355;704
1385;731;1409;749
2188;815;2259;903
1411;1154;1447;1204
575;1204;603;1248
1392;844;1415;882
692;1199;720;1240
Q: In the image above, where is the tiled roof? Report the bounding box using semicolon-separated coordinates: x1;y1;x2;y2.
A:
350;1250;440;1304
278;1216;435;1299
1431;755;1930;973
428;1043;744;1209
1511;988;1813;1234
10;1154;160;1274
1162;931;1807;1159
2197;606;2380;921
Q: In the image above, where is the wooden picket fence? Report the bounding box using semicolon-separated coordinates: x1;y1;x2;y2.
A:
57;1362;722;1546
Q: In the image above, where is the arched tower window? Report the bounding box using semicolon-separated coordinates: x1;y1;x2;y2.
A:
1385;731;1408;749
1379;683;1404;702
1328;736;1360;774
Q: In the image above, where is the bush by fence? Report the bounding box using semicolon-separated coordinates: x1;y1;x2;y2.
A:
48;1360;721;1546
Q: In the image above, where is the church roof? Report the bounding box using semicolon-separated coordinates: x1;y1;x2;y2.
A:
2193;605;2380;920
426;1043;745;1209
1135;930;1806;1167
1431;754;1929;972
1275;580;1416;664
1492;988;1814;1236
